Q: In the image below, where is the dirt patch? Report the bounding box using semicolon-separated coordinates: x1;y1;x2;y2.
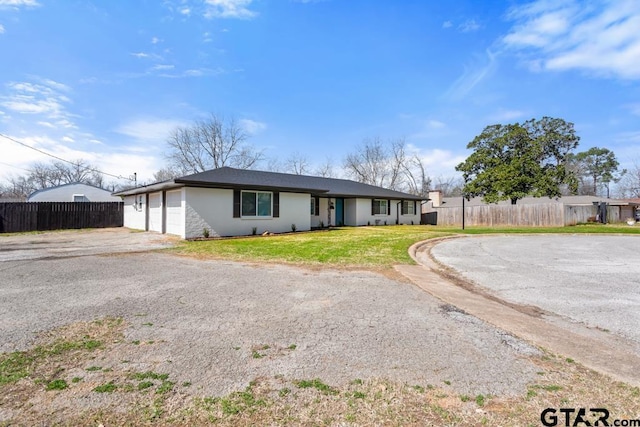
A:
2;318;639;425
0;228;176;262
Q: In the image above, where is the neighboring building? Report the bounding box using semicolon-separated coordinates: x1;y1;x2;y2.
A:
28;182;122;202
113;167;424;239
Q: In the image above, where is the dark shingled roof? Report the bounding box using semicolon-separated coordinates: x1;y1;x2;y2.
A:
115;167;424;200
176;167;424;200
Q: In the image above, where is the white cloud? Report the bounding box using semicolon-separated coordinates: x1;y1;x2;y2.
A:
151;64;175;71
489;109;527;122
503;0;640;79
0;0;39;8
0;24;5;34
179;6;191;16
459;19;480;32
204;0;257;19
614;130;640;144
408;146;467;179
442;21;453;29
116;117;188;142
626;103;640;117
1;134;162;184
0;82;166;184
130;52;163;60
157;67;224;78
1;80;74;124
240;118;266;135
445;49;497;100
426;119;446;129
184;69;204;77
151;36;162;44
37;121;55;128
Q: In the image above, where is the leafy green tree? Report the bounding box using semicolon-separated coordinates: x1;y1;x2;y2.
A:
571;147;626;197
456;117;580;204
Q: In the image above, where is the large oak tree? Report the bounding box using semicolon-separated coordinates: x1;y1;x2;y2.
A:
456;117;579;204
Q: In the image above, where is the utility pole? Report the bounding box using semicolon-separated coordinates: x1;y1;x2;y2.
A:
462;195;465;230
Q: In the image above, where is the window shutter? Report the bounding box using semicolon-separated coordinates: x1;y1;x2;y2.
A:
413;201;417;215
401;201;406;215
387;200;391;215
233;190;240;218
314;196;320;216
273;192;280;218
371;199;375;215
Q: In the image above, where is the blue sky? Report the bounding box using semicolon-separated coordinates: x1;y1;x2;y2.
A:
1;0;639;185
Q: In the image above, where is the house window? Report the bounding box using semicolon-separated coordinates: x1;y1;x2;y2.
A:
402;200;415;215
310;197;316;215
241;191;272;217
73;194;88;202
372;199;388;215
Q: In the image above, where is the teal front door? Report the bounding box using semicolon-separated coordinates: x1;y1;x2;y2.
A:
335;198;344;226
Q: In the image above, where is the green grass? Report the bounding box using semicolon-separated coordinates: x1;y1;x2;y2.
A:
45;379;68;391
174;224;639;268
295;378;338;395
0;337;104;386
174;226;451;268
138;381;154;391
130;371;169;382
94;382;117;393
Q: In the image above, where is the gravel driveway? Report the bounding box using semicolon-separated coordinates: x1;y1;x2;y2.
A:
0;229;542;397
431;234;640;350
0;228;175;261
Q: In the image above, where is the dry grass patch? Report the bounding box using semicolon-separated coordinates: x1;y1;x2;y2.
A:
2;323;639;427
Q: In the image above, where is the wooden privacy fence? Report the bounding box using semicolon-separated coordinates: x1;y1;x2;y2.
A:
435;203;565;227
0;202;124;233
431;203;621;227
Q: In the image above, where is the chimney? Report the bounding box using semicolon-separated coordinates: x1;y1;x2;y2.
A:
429;190;442;208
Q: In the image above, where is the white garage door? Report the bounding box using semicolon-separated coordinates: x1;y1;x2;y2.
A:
165;190;183;236
148;192;163;232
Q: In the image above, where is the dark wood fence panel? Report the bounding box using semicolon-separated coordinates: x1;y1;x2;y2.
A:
0;202;123;233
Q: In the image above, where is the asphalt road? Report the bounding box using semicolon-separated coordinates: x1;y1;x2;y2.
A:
0;229;542;397
430;234;640;348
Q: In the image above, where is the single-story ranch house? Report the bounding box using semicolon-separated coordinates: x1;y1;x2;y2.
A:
113;167;424;238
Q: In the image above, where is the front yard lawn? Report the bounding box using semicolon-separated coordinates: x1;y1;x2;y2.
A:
175;226;451;268
174;223;639;268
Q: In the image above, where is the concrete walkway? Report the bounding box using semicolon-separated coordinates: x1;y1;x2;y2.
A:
395;237;640;387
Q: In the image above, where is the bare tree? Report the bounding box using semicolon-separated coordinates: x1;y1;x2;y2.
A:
432;175;464;197
315;157;338;178
0;176;33;199
1;159;105;198
153;166;181;183
264;157;284;173
403;156;432;197
284;152;310;175
166;114;264;174
617;160;640;198
344;137;398;189
343;137;430;194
